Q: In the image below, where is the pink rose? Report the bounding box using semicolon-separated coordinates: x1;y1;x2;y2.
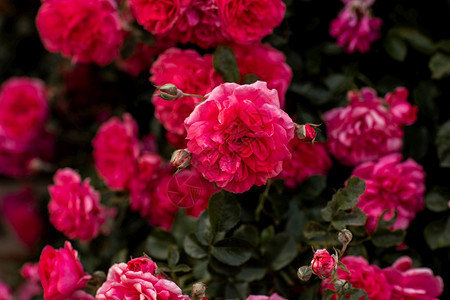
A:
232;43;292;108
278;140;332;189
324;87;414;166
382;256;444;300
385;87;418;126
217;0;286;44
1;188;43;248
0;280;13;300
36;0;124;65
310;249;337;279
92;113;140;190
127;257;158;274
185;81;294;193
48;168;117;241
352;153;425;232
0;77;48;142
130;0;191;34
18;263;42;300
150;48;222;146
96;257;190;299
321;256;392;300
38;241;93;300
330;0;382;53
246;293;287;300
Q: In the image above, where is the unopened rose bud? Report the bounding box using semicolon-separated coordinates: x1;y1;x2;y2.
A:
170;149;191;170
338;229;353;246
310;249;337;279
297;265;312;281
156;83;184;101
192;282;207;298
334;279;352;293
295;123;320;142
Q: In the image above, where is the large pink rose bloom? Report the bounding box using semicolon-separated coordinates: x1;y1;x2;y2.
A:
92;113;140;190
96;257;190;299
278;140;332;189
48;168;116;241
324;87;417;166
38;241;94;300
150;48;222;147
330;0;382;53
217;0;285;44
185;81;294;193
321;256;392;300
382;256;444;300
352;153;425;232
232;43;292;108
36;0;124;65
246;293;286;300
130;0;191;34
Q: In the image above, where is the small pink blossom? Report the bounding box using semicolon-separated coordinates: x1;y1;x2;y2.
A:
246;293;287;300
92;113;140;190
0;280;13;300
217;0;286;44
381;256;444;300
36;0;124;65
310;249;337;279
278;140;332;189
321;256;392;300
352;153;425;232
18;263;42;300
38;241;93;300
324;87;416;166
48;168;116;241
96;257;190;299
126;257;158;274
185;81;294;193
385;87;418;126
330;0;382;53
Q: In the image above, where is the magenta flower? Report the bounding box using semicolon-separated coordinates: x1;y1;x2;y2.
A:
311;249;337;279
246;293;287;300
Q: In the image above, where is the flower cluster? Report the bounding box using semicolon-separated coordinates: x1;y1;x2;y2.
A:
0;77;53;177
330;0;382;53
324;87;417;166
130;0;285;48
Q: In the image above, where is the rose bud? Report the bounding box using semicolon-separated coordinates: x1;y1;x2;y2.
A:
170;149;191;170
338;229;353;246
297;266;313;281
156;83;184;101
311;249;337;279
295;123;320;142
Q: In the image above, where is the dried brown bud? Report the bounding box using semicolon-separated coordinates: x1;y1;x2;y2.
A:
297;265;313;281
156;83;184;101
334;279;352;293
338;229;353;245
170;149;191;170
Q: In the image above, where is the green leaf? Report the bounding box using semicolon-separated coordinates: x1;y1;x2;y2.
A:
171;212;197;245
209;191;241;234
196;210;214;246
263;233;298;271
260;225;275;245
213;46;241;83
376;210;398;229
371;228;406;248
145;230;176;260
429;53;450;80
425;189;450;212
335;177;366;211
303;221;327;240
298;175;327;200
184;233;208;259
393;27;435;54
167;245;180;268
211;237;253;266
233;224;260;247
236;267;267;281
384;34;408;61
242;73;260;84
332;207;367;230
171;264;192;272
436;120;450;167
424;217;450;250
337;261;350;274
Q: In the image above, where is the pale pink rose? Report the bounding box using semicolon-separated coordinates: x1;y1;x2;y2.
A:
0;280;13;300
246;293;287;300
0;77;48;142
310;249;337;279
130;0;191;34
324;87;407;166
385;87;418;126
96;258;190;300
38;241;93;300
352;153;425;232
382;256;444;300
48;168;116;241
1;188;43;248
168;0;226;49
330;0;382;53
232;43;292;108
321;256;392;300
278;140;332;189
185;81;294;193
36;0;124;65
150;48;222;146
92;113;140;190
217;0;285;44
